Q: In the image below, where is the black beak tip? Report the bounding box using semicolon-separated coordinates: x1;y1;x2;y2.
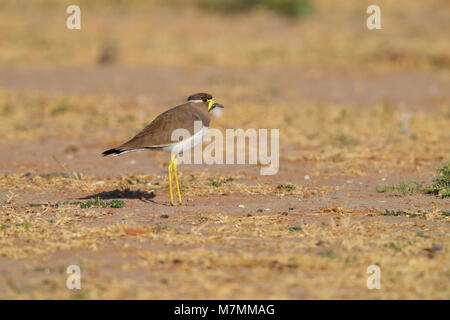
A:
213;102;224;108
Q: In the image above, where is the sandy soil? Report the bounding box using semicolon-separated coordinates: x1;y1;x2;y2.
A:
0;0;448;300
0;65;448;299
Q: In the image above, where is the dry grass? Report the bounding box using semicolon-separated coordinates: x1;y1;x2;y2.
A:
1;89;448;170
1;202;448;299
0;0;449;299
0;0;448;72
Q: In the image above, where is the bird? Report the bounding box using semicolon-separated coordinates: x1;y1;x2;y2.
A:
102;93;224;206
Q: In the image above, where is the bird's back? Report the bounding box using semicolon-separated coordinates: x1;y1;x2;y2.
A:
117;102;210;151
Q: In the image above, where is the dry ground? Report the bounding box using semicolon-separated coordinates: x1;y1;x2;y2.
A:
0;0;449;299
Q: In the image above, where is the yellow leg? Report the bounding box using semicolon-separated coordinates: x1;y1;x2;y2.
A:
168;155;174;206
173;157;182;205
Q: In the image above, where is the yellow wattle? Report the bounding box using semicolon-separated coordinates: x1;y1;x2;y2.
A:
207;99;215;111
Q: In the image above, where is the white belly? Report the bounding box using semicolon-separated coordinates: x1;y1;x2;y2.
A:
162;126;208;155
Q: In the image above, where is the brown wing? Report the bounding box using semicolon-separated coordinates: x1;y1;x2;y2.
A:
117;102;210;151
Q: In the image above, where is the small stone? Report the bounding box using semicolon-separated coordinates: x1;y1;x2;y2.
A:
304;175;310;180
281;212;288;216
125;228;144;236
160;214;169;219
431;244;442;252
247;214;252;217
265;208;270;211
289;207;294;210
49;219;55;223
257;209;263;213
238;204;245;208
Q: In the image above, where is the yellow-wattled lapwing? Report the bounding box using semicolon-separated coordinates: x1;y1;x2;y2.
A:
102;93;224;205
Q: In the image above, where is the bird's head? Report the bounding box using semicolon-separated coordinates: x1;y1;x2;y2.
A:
187;93;224;112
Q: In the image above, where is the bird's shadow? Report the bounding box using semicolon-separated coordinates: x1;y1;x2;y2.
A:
79;188;156;201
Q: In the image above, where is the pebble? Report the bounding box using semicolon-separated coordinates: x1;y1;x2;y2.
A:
257;209;263;213
238;204;245;208
160;214;169;219
431;244;442;252
265;208;270;211
304;175;310;180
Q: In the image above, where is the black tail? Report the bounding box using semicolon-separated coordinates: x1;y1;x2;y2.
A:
102;148;123;156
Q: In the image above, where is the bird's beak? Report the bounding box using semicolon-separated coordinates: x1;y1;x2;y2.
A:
208;99;224;111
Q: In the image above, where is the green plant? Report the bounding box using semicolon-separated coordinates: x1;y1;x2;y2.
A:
385;242;405;251
22;221;30;230
264;0;314;17
319;249;338;259
421;162;449;198
74;198;125;208
35;172;75;179
416;232;429;238
51;104;70;116
375;181;422;195
29;198;125;209
199;0;314;18
335;132;359;146
375;163;449;198
277;183;295;191
127;178;149;185
378;209;427;218
209;177;235;187
29;203;43;207
210;180;221;187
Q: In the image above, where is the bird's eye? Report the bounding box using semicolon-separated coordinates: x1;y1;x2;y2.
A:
202;98;207;102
